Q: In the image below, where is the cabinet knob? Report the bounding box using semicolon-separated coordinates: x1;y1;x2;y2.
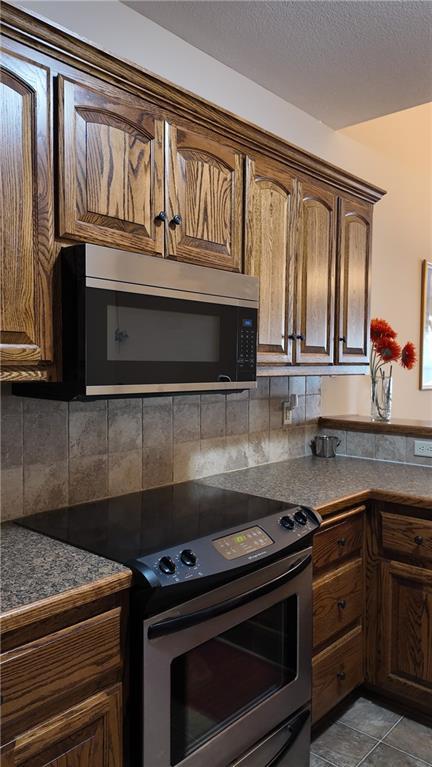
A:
339;336;346;343
296;334;304;341
155;210;167;223
415;535;423;545
288;333;296;341
337;670;346;681
171;213;182;226
337;538;347;547
338;599;347;609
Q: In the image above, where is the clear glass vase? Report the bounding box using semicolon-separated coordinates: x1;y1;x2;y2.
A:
371;374;392;421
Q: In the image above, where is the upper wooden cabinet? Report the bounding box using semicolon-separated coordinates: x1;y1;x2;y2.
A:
58;76;164;255
0;47;54;380
165;125;244;271
336;198;372;363
295;181;336;364
245;156;295;364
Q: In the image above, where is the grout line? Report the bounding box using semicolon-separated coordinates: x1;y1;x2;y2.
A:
376;740;432;767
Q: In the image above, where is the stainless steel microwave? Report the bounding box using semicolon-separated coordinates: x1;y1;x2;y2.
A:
14;245;259;400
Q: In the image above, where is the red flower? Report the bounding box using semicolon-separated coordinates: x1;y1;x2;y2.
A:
401;341;416;370
375;336;401;363
370;318;397;342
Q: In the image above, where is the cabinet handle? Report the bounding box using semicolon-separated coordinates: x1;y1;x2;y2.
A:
155;210;167;223
338;599;347;609
415;535;423;545
339;336;346;343
336;670;346;681
288;333;296;341
337;538;347;547
296;334;304;341
171;213;182;226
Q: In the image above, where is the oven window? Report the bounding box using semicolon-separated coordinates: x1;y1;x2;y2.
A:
170;596;297;765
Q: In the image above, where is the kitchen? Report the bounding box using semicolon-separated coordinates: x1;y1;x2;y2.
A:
1;2;431;766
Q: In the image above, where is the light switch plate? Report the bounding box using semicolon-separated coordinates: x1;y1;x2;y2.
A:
283;403;292;426
414;440;432;458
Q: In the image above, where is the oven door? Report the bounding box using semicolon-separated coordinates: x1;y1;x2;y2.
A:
142;548;312;767
84;279;257;395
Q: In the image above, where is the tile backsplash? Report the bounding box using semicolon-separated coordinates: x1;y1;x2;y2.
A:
319;427;432;467
0;377;321;520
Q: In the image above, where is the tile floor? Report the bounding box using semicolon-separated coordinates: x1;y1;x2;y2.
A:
311;696;432;767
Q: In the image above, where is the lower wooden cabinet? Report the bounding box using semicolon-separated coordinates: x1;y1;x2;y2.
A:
312;506;365;723
312;625;363;723
1;685;122;767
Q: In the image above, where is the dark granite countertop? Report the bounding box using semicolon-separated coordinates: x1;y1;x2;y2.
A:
2;456;430;627
201;456;432;514
1;523;130;621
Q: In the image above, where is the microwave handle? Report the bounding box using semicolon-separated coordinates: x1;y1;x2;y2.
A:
147;553;311;639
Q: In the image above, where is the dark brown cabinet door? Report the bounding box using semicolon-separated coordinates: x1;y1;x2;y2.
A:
0;47;54;379
58;76;164;255
0;686;122;767
295;181;336;364
336;198;372;363
376;560;432;711
166;125;243;271
245;156;295;364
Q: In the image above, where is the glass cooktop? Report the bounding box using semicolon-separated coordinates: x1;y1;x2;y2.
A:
17;482;294;565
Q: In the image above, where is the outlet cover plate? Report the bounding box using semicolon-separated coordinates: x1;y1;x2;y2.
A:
414;440;432;458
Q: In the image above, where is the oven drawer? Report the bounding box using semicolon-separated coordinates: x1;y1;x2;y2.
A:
313;510;364;573
380;512;432;565
312;625;363;723
0;608;122;729
313;558;363;649
231;707;310;767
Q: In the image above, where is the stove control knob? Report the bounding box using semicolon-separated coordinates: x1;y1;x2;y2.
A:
181;549;197;567
159;555;176;574
294;510;308;526
280;515;295;530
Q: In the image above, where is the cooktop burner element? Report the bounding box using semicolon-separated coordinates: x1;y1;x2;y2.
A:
16;480;311;565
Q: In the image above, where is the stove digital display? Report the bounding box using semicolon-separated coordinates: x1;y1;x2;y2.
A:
213;526;274;560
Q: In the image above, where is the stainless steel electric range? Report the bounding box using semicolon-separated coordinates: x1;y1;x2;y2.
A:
18;481;321;767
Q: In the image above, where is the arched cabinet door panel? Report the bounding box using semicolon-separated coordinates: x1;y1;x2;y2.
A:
165;125;243;271
245;156;295;364
295;181;336;364
58;76;164;255
336;198;372;363
0;48;54;378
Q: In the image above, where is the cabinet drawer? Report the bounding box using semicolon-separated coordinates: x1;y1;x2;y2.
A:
312;625;363;723
313;558;363;649
0;608;122;729
381;512;432;565
313;512;364;573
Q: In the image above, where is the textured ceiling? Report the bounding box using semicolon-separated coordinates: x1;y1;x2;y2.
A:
124;0;432;128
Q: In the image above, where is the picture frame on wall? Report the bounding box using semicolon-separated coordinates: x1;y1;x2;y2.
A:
420;259;432;390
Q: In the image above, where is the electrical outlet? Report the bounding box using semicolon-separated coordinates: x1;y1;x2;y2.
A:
283;402;293;426
414;440;432;458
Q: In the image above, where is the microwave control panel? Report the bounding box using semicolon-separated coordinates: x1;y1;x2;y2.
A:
237;315;257;375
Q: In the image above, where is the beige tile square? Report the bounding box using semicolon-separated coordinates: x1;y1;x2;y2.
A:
346;430;375;458
24;411;68;466
142;401;172;449
249;399;269;433
173;396;200;443
142;446;173;489
306;376;321;395
109;449;142;496
250;377;269;399
375;434;406;462
69;400;107;458
201;400;226;439
289;377;306;396
305;394;321;422
226;400;249;436
24;461;68;514
1;412;22;469
269;430;289;463
1;466;23;520
69;455;108;505
108;399;142;453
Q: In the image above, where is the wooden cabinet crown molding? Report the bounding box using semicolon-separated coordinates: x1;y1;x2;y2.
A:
0;3;386;205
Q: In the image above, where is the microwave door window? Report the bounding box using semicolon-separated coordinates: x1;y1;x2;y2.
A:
86;288;243;385
106;305;220;362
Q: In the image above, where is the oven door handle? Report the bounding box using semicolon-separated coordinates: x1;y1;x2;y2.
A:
147;553;311;639
267;708;310;766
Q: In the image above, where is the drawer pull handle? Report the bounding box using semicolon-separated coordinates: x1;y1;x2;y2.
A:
337;671;346;681
338;599;346;609
415;536;423;545
337;538;347;547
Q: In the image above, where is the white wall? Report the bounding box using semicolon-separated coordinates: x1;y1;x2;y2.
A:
14;1;432;420
322;103;432;420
